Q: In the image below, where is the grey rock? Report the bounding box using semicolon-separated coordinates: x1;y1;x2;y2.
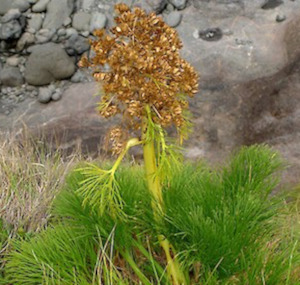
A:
0;20;23;40
27;13;43;32
192;29;199;39
146;0;167;13
65;27;77;38
63;17;72;26
0;0;11;15
71;69;87;83
89;12;107;33
81;0;95;10
28;0;38;4
168;0;186;10
38;86;53;103
57;28;66;36
80;30;89;37
276;14;286;23
0;66;24;86
51;88;62;101
72;11;91;31
1;9;21;23
164;11;182;27
166;3;175;12
24;43;76;85
6;55;20;66
12;0;30;12
35;28;56;43
65;34;89;55
32;0;50;12
43;0;74;30
16;31;35;50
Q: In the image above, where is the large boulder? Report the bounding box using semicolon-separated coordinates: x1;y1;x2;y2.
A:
24;43;76;85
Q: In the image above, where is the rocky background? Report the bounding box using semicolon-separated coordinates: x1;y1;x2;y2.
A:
0;0;300;185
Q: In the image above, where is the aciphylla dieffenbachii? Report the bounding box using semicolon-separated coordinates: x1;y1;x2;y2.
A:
78;3;198;284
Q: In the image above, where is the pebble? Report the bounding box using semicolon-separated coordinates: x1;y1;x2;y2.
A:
89;12;107;33
6;56;21;66
70;69;87;83
51;89;62;101
65;27;78;38
192;29;199;39
169;0;187;10
38;86;54;103
27;13;43;32
276;14;286;22
1;9;21;23
35;28;56;44
166;3;175;12
164;11;182;27
32;0;50;13
57;28;66;36
72;11;91;31
63;17;72;27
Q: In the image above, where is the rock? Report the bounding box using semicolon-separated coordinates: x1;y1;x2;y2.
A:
65;34;89;55
0;0;11;15
27;13;43;32
57;28;66;37
6;55;21;66
24;43;76;85
32;0;50;12
63;17;72;26
199;28;223;41
168;0;186;10
35;28;56;43
276;14;286;23
12;0;30;12
166;3;175;12
38;85;54;103
1;9;21;23
164;11;182;27
89;12;107;33
146;0;167;13
0;20;23;40
16;31;35;50
192;29;199;39
72;11;91;31
71;69;87;83
0;66;24;86
81;0;95;10
80;30;89;37
51;88;62;101
43;0;74;30
65;27;77;38
261;0;283;9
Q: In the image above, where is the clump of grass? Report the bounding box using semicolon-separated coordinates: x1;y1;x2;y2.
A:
0;131;81;233
3;145;300;284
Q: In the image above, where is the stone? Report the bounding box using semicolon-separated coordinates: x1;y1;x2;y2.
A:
0;66;24;87
81;0;95;10
32;0;50;12
35;28;56;43
276;14;286;23
65;27;78;38
164;11;182;27
16;31;35;50
146;0;167;13
51;89;62;101
71;69;87;83
57;28;66;37
27;13;43;32
89;12;107;33
192;29;199;39
168;0;186;10
0;0;11;15
12;0;30;12
43;0;74;30
63;17;72;26
38;86;53;103
24;43;76;85
72;11;91;31
6;55;20;66
65;34;89;55
1;9;21;23
166;3;175;12
0;20;23;40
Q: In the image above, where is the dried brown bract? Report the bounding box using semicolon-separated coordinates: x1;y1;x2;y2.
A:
80;3;199;141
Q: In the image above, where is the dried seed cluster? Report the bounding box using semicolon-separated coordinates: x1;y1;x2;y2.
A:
80;3;198;145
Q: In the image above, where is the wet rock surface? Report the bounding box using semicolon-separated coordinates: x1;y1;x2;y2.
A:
1;0;300;185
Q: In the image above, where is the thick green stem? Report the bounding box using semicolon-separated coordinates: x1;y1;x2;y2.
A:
142;106;187;285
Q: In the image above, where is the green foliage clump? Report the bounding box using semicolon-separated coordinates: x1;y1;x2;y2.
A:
2;145;300;284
